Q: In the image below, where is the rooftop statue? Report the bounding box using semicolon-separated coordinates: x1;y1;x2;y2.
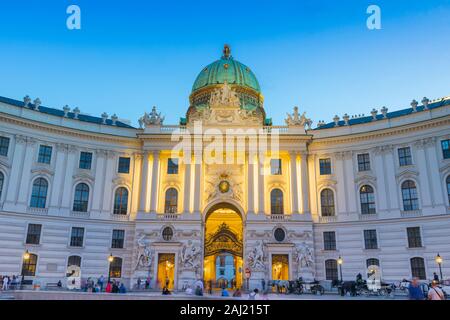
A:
285;106;312;129
139;106;165;128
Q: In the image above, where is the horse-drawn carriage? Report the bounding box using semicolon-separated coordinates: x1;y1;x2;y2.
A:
286;278;325;295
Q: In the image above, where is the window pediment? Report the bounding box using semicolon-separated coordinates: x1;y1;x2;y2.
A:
396;169;419;182
72;172;94;183
354;174;377;185
31;167;54;176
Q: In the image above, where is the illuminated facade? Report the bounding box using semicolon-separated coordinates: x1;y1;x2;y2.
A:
0;46;450;290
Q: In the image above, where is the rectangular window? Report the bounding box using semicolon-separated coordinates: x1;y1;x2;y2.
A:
0;136;10;157
70;227;85;247
118;157;130;174
167;158;179;174
398;147;412;166
270;159;282;175
357;153;371;172
323;231;336;251
407;227;422;248
319;158;332;175
364;230;378;250
26;224;42;245
111;229;125;249
442;140;450;160
38;145;52;164
79;152;93;170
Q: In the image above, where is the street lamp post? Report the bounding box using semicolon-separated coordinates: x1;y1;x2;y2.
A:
435;253;443;283
20;250;30;290
337;256;343;283
108;254;114;283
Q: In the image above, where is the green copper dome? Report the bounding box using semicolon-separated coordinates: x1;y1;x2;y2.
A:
192;45;261;93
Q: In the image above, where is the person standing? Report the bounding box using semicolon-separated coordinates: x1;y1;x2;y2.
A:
1;275;9;291
433;272;440;283
428;280;445;300
408;278;424;300
261;279;266;292
97;275;104;292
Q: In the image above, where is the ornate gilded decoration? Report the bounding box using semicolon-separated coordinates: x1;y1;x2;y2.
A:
218;180;230;193
204;223;243;257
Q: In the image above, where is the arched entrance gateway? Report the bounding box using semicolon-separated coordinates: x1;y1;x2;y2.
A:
203;202;244;290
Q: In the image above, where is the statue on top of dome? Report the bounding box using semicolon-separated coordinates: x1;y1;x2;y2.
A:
222;44;232;59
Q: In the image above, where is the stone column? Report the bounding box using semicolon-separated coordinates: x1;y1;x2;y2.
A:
183;153;192;214
373;147;388;212
102;151;117;212
425;138;445;206
91;150;107;213
383;145;400;211
48;143;68;214
193;153;202;214
289;152;300;214
414;140;432;208
130;152;143;215
257;154;266;214
16;138;37;210
300;152;310;214
4;135;27;210
60;145;78;214
138;152;150;213
149;151;161;213
246;152;256;214
334;152;347;214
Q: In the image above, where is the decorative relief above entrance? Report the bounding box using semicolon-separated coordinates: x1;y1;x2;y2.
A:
204;167;243;204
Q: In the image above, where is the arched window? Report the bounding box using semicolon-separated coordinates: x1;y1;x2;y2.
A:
73;183;89;212
113;187;128;215
401;180;419;211
109;257;123;278
366;258;380;268
22;253;38;276
270;189;284;215
360;185;376;214
30;178;48;208
410;257;426;280
66;255;82;276
0;171;4;199
164;188;178;213
325;259;338;281
320;189;335;216
67;255;82;268
446;176;450;206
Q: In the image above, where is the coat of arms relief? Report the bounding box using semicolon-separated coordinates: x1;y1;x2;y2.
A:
188;82;264;126
204;165;244;204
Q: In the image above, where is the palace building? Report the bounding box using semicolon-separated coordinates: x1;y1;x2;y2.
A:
0;45;449;290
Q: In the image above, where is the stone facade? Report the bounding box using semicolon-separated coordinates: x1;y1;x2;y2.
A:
0;51;450;290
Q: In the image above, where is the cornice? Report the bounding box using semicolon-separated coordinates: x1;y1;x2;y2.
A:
310;116;450;147
0;113;140;146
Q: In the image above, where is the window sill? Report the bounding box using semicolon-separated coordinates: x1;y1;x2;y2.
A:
363;248;380;252
67;245;85;249
406;246;426;251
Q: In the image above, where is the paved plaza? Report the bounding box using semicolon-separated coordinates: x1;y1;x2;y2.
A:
1;289;410;300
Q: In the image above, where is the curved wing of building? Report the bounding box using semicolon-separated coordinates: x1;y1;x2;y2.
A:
0;46;449;290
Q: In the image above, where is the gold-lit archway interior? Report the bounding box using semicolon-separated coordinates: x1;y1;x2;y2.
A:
204;208;243;290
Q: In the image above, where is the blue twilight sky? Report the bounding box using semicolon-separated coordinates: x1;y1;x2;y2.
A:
1;0;450;126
